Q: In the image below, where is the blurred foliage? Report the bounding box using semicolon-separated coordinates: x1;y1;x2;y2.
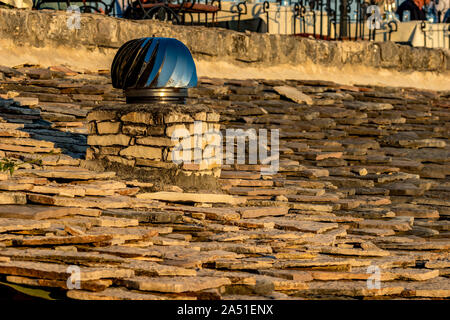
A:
0;156;43;176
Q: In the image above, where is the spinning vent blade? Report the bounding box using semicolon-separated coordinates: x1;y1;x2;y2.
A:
111;37;197;104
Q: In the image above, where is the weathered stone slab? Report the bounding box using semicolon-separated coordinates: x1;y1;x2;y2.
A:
167;206;240;221
161;248;242;269
232;219;275;229
92;217;139;228
137;192;244;205
320;247;390;257
357;219;412;232
0;260;134;280
384;268;440;281
88;134;130;146
0;205;101;220
85;227;158;243
119;145;162;160
292;280;403;297
12;234;112;246
377;241;450;251
152;236;189;246
67;288;173;300
0;218;51;233
81;246;163;259
260;217;338;233
195;242;273;255
103;209;183;223
0;181;33;191
287;194;340;203
121;260;196;277
121;112;154;124
349;228;396;237
275;257;364;270
258;269;314;282
425;260;450;269
272;251;317;259
309;270;371;281
119;276;231;293
287;202;334;212
6;275;113;292
220;171;261;180
209;232;250;242
30;184;86;197
399;277;450;298
0;192;27;205
273;86;313;105
28;194;133;209
227;187;294;196
0;143;60;153
391;204;440;219
28;169;116;180
215;258;274;270
239;207;289;219
0;248;126;265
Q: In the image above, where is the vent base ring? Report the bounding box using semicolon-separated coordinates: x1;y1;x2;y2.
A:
125;88;188;104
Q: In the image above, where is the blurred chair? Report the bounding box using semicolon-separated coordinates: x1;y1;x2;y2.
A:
122;0;221;26
33;0;113;15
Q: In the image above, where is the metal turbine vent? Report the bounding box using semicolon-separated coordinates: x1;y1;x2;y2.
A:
111;37;197;104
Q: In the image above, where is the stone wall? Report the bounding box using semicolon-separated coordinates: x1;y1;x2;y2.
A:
86;104;222;182
0;8;449;73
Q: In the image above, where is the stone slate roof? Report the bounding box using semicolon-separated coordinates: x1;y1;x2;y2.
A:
0;65;449;300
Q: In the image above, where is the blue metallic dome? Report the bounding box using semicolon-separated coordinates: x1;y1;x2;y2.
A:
111;37;197;103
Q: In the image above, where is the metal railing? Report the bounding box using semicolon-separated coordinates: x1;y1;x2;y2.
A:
291;0;378;40
30;0;450;47
420;21;450;48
